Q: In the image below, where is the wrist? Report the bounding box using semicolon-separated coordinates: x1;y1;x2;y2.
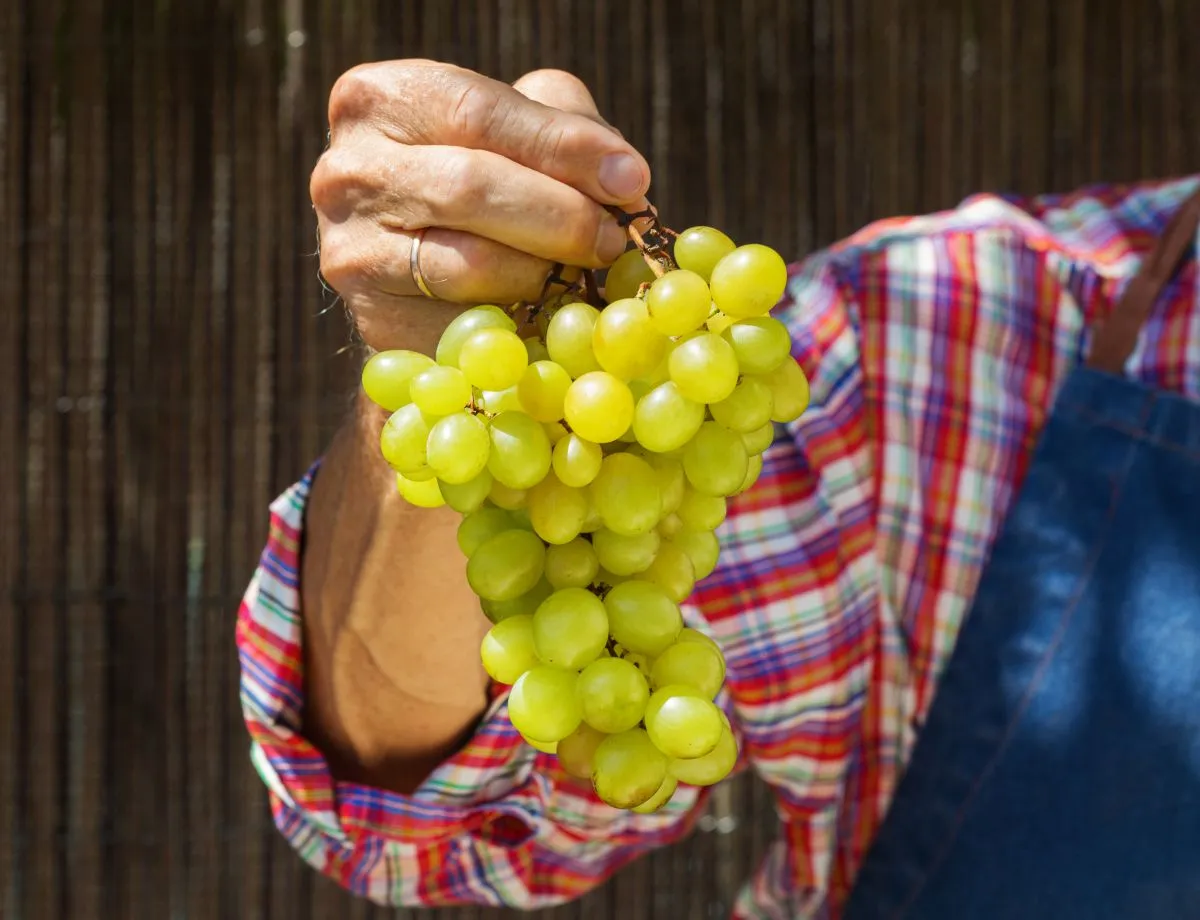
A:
298;392;493;791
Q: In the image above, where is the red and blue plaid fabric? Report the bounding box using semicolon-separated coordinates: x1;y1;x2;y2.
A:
238;176;1200;918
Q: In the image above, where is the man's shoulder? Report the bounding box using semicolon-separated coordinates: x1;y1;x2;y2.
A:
795;175;1200;297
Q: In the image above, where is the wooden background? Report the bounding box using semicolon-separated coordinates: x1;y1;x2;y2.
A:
1;0;1197;918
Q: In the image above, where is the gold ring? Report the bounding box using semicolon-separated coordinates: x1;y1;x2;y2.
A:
410;229;436;299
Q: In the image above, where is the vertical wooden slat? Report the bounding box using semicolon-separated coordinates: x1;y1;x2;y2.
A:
0;0;28;915
22;0;68;916
104;0;157;915
62;1;110;918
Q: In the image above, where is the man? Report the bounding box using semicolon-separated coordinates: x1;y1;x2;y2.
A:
237;61;1200;919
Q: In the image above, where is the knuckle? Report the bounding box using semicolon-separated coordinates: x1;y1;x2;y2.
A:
316;228;361;292
429;150;489;219
328;63;387;127
528;117;579;170
447;79;502;145
309;147;365;215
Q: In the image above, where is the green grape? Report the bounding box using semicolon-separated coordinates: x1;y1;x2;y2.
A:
597;568;631;588
546;302;602;378
669;724;738;786
480;614;539;684
733;453;764;496
706;312;735;334
592;298;668;380
439;469;493;513
644;685;723;759
426;411;491;483
751;357;810;423
678;626;722;655
577;657;650;734
532;587;609;669
604;248;656;302
409;364;472;416
544;538;599;589
668;333;740;404
642;451;686;514
380;403;434;474
362;350;436;411
466;529;546;601
458;327;529;391
628;377;653;409
709;378;774;433
544;420;569;444
435;305;517;367
632;381;704;453
524;337;551;363
641;541;696;603
741;422;776;455
639;350;671;387
619;650;656;681
563;372;634;444
657;512;684;539
631;774;679;814
480;578;553;624
403;465;439;482
457;507;521;556
668;529;720;580
488;480;527;509
579;504;604;534
644;269;712;336
673;226;736;282
604;580;683;656
591;453;662;536
592;528;660;576
552;434;603;487
508;666;582;743
395;472;444;508
591;728;667;809
517;360;572;422
526;473;589;545
479;385;524;414
676;488;727;532
708;244;789;319
722;316;792;375
556;722;608;779
487;411;552;489
682;422;749;496
523;736;557;754
650;640;725;698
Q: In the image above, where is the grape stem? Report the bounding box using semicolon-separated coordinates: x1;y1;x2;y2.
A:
605;203;679;278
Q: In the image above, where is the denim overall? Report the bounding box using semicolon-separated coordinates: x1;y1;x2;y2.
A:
844;189;1200;920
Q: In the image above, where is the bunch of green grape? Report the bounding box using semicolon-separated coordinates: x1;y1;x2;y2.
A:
361;220;809;813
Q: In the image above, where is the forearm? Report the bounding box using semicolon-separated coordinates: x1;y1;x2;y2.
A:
299;389;492;794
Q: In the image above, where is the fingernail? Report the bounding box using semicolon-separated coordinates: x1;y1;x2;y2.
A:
598;153;645;200
596;217;628;263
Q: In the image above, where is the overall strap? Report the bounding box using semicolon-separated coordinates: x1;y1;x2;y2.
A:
1088;185;1200;374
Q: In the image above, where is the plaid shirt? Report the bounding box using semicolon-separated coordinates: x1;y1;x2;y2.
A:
238;176;1200;919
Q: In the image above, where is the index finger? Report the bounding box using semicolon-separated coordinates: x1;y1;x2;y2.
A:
330;60;651;205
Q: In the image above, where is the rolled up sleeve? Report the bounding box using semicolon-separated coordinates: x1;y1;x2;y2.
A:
237;468;720;908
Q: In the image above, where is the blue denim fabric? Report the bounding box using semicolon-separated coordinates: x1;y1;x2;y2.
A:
844;366;1200;920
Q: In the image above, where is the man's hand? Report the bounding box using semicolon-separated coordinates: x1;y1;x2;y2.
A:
309;61;651;352
301;63;647;793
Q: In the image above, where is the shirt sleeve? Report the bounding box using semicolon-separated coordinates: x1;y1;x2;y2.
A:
236;465;740;909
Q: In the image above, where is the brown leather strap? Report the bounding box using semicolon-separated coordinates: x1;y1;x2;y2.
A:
1088;186;1200;373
